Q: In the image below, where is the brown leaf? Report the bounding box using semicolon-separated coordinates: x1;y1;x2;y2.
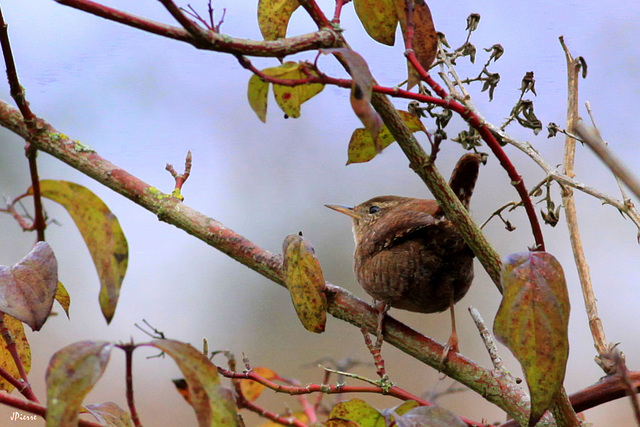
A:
0;241;58;331
282;233;327;333
347;110;426;164
494;252;570;426
30;180;128;324
353;0;398;46
46;341;113;426
322;48;382;147
148;339;238;427
395;0;437;88
257;0;301;40
0;314;31;392
84;402;133;427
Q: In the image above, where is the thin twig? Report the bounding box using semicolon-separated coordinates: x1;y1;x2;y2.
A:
574;121;640;203
0;7;46;241
468;307;508;373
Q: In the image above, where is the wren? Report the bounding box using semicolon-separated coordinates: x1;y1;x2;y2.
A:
327;153;482;351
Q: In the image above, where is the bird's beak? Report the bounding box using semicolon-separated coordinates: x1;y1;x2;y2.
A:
325;204;357;218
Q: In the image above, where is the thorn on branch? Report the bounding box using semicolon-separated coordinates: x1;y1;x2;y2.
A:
165;151;192;201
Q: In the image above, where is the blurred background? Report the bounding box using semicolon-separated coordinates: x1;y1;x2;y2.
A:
0;0;639;425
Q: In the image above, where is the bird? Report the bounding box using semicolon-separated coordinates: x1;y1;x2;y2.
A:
326;153;482;354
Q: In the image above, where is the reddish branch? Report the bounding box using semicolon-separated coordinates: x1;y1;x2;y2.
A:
54;0;338;57
221;366;484;426
118;343;141;427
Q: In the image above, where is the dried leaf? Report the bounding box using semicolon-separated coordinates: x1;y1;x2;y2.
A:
347;110;426;164
282;233;327;333
322;48;382;146
30;180;128;324
257;0;300;40
353;0;398;46
396;0;437;88
0;314;30;392
494;252;570;426
149;339;238;427
326;398;385;427
46;341;113;427
0;241;58;330
84;402;133;427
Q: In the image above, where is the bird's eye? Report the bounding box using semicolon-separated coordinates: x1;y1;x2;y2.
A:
368;205;380;214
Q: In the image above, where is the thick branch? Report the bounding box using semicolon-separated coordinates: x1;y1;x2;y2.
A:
54;0;339;57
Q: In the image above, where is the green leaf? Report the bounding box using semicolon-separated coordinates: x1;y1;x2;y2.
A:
257;0;301;40
353;0;398;46
494;252;570;426
148;339;238;427
0;314;31;392
0;241;58;330
347;110;426;164
282;233;327;333
30;180;128;324
395;0;437;88
327;399;385;427
46;341;113;427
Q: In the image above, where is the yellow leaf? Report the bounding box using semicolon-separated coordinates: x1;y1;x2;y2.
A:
282;233;327;333
347;110;426;164
239;367;278;402
257;0;301;40
354;0;398;45
248;74;270;122
55;281;71;318
327;399;385;427
268;62;324;118
30;180;128;323
0;314;31;393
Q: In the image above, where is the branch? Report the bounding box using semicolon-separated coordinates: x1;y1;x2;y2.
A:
559;36;613;372
54;0;339;57
0;99;538;425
